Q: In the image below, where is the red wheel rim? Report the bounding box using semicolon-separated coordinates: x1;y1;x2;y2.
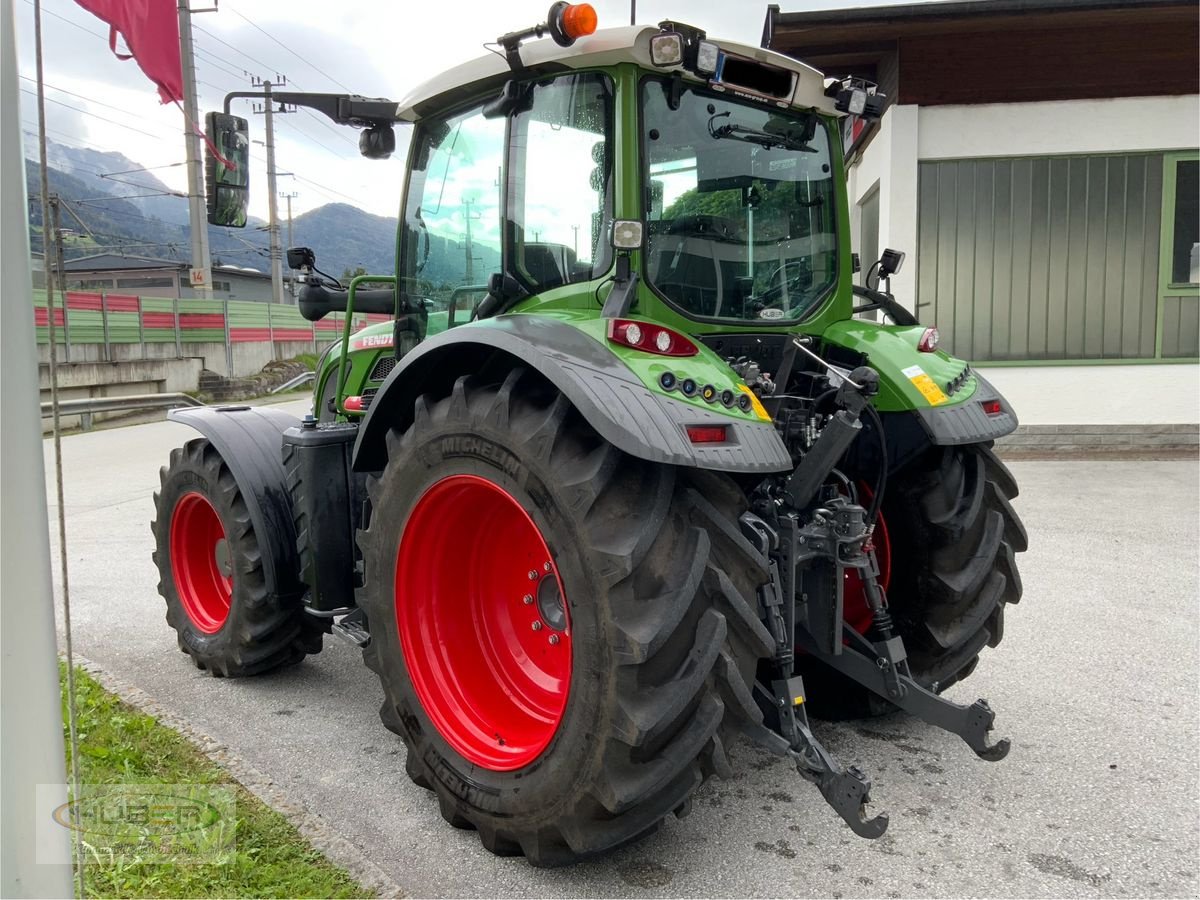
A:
170;492;232;633
395;474;572;771
843;484;891;635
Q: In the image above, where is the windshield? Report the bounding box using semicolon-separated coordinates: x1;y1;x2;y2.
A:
642;79;838;323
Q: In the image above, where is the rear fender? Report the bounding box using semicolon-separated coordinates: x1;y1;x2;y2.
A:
352;315;792;474
820;320;1018;446
167;406;302;598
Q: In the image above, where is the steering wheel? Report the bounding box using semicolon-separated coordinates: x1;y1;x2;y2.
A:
750;259;810;316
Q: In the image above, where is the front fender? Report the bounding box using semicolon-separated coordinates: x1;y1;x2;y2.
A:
352;314;792;475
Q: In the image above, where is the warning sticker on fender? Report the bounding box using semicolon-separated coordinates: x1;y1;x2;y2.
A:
900;365;949;405
913;375;949;405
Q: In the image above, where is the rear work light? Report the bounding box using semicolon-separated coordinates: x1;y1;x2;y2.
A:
606;319;699;357
686;425;727;444
980;399;1003;416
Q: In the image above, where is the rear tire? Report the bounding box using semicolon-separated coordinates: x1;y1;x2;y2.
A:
358;370;774;866
152;438;323;677
805;441;1027;719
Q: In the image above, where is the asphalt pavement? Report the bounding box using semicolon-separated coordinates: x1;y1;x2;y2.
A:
43;405;1199;898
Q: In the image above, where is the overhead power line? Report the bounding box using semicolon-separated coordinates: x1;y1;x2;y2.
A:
223;3;354;92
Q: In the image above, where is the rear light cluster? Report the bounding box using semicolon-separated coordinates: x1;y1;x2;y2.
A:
606;318;698;357
659;370;750;412
917;327;940;352
685;425;728;444
980;399;1004;416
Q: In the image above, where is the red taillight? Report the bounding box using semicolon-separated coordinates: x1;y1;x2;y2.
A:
343;395;365;412
606;318;699;357
917;327;940;352
980;399;1003;416
686;425;728;443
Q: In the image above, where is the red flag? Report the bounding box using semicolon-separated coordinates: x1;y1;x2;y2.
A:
74;1;182;104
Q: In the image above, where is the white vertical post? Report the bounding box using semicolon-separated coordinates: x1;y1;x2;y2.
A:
1;0;75;894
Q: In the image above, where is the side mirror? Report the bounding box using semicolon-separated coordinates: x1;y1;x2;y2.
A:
204;112;249;228
879;248;905;278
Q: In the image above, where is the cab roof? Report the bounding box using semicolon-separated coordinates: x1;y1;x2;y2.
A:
394;24;840;122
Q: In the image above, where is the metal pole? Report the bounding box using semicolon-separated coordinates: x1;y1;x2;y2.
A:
177;0;212;294
136;294;145;352
263;84;285;306
173;295;182;357
267;295;274;348
50;198;70;364
4;1;76;894
281;191;297;300
631;0;636;25
100;290;111;361
223;298;233;376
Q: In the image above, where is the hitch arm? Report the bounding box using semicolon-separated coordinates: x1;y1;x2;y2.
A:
742;687;889;839
798;629;1011;762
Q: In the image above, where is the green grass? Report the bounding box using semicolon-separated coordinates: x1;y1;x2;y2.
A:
290;352;320;372
61;665;371;899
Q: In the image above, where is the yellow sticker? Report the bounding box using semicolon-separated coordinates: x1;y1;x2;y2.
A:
736;384;772;421
793;695;805;706
910;373;949;406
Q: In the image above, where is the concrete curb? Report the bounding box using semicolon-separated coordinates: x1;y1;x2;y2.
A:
71;654;405;900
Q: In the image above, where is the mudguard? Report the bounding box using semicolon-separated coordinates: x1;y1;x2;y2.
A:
352;314;793;475
167;405;303;598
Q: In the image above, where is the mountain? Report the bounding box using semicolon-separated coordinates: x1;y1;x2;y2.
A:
25;139;397;277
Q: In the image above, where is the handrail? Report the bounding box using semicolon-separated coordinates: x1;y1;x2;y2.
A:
270;371;315;394
337;275;397;417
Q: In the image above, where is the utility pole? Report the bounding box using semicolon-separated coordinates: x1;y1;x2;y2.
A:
177;0;212;295
280;190;298;299
253;76;289;307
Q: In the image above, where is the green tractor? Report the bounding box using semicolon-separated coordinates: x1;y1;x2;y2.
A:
153;4;1026;866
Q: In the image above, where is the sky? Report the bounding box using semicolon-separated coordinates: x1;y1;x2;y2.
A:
15;0;932;225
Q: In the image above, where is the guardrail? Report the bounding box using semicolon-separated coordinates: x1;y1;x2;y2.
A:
270;371;315;394
40;393;206;431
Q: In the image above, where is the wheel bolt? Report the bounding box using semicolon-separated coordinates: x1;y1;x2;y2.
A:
548;633;560;645
531;621;543;631
522;594;534;605
528;570;539;581
543;561;552;572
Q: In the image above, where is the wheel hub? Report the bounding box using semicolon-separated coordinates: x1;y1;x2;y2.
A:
395;474;572;771
169;492;232;634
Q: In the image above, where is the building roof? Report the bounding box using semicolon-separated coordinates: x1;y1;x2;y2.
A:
763;0;1194;44
61;253;271;279
764;0;1198;106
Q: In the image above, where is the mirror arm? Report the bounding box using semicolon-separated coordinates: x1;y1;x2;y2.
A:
222;91;398;129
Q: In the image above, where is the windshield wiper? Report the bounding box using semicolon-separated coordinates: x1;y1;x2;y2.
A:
707;112;815;153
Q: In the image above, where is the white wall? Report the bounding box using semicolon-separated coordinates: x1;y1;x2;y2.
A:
846;96;1199;425
979;364;1199;425
917;95;1200;161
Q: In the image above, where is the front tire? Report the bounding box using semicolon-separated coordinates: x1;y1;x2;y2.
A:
152;438;323;676
358;370;774;866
